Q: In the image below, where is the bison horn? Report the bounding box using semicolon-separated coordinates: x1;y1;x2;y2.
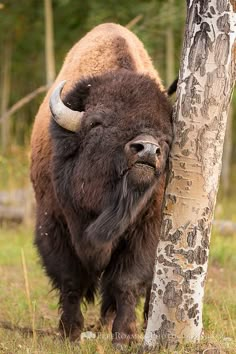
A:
49;80;84;132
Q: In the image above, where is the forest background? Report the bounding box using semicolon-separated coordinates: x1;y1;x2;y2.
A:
0;1;235;353
0;0;186;152
1;0;236;188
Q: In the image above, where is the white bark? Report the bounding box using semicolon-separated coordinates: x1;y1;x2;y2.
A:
143;1;236;351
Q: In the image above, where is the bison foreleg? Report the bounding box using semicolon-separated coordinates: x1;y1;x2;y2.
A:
59;287;84;341
100;284;116;329
111;288;138;347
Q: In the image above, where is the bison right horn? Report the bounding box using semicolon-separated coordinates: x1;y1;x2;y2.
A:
49;80;84;132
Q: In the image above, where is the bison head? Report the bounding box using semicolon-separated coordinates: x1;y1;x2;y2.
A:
50;69;172;248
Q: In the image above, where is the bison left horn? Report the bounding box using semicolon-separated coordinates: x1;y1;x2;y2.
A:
49;80;84;132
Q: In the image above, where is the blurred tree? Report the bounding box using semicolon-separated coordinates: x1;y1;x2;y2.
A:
166;0;175;86
44;0;55;84
1;39;11;154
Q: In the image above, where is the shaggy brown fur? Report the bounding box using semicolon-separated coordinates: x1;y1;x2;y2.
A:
30;23;173;346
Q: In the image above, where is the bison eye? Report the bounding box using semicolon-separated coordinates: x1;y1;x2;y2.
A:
85;114;104;130
90;120;102;129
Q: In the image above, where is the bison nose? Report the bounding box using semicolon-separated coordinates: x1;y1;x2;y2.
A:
125;134;161;161
129;142;161;157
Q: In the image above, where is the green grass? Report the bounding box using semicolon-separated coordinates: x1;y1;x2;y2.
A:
0;225;235;353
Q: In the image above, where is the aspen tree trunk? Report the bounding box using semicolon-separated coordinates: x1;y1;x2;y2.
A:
143;1;236;351
44;0;55;85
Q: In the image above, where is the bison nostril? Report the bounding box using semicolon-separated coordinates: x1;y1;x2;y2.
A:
156;147;161;156
129;143;144;154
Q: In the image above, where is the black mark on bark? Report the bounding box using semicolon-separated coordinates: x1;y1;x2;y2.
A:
181;74;201;118
215;33;230;65
217;14;230;33
163;281;183;308
182;149;191;156
201;231;210;248
170;230;183;244
161;219;173;241
194;246;208;264
199;0;211;15
168;194;177;204
153;283;158;292
188;303;199;319
188;23;212;76
217;0;230;13
210;6;216;15
153;314;177;349
187;227;197;247
165;244;174;257
176;308;185;322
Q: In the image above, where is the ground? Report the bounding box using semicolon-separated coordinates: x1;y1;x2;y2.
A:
0;224;235;354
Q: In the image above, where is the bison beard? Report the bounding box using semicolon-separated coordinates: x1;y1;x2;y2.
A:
85;174;157;245
81;173;157;271
31;23;173;347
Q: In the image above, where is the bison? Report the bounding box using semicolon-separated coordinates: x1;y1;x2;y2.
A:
30;23;173;346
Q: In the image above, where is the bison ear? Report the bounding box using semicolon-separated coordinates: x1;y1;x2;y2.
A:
167;77;178;96
64;79;93;112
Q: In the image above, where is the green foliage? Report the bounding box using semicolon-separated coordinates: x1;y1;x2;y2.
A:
0;0;185;147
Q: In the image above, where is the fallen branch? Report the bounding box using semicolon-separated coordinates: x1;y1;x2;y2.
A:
0;187;35;224
0;320;56;337
0;85;49;123
0;320;101;337
126;15;143;29
0;205;24;223
213;220;236;234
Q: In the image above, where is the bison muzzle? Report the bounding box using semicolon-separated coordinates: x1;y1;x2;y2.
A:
30;23;173;346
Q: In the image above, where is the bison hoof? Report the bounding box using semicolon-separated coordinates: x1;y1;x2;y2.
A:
100;310;115;330
112;331;137;349
59;321;82;342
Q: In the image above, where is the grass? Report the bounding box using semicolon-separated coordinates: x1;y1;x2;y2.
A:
0;225;235;354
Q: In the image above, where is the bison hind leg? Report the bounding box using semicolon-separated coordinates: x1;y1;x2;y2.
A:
85;283;97;303
35;210;99;341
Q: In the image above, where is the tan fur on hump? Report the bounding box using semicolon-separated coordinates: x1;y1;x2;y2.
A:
31;23;164;199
